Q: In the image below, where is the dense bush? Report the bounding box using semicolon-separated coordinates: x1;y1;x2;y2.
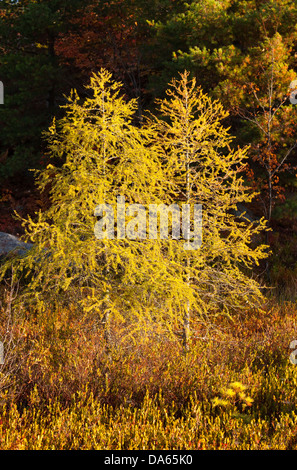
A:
0;292;297;449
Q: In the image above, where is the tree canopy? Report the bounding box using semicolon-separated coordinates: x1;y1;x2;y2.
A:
0;69;268;346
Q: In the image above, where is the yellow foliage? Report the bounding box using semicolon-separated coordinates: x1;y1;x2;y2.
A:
0;69;268;346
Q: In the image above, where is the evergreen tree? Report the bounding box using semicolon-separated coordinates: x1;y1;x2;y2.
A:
0;69;268;348
151;71;268;347
0;0;91;182
0;69;175;342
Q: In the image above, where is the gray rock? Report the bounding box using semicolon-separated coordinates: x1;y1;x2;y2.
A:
0;232;33;258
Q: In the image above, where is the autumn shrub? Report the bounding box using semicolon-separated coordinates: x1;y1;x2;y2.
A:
1;276;297;449
1;375;297;449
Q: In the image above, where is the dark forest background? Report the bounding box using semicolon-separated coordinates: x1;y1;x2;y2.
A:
1;0;297;291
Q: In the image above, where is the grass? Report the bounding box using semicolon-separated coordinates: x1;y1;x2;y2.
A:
0;288;297;449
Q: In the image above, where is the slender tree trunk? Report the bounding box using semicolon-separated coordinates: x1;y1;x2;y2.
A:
183;92;191;351
101;89;111;350
183;261;190;351
265;73;273;281
265;170;273;281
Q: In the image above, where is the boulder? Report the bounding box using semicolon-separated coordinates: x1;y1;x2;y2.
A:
0;232;33;258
